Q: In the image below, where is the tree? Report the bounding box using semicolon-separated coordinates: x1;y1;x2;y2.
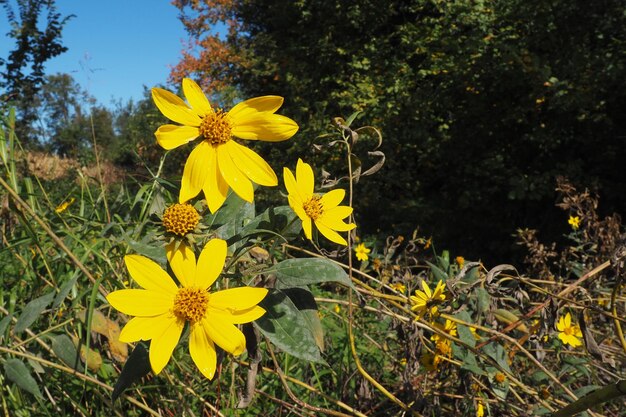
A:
0;0;73;144
172;0;626;262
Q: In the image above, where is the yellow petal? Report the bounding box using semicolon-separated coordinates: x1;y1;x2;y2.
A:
212;305;266;324
195;238;227;289
202;145;229;213
152;87;201;126
124;254;179;294
301;216;313;240
284;167;306;203
182;78;212;116
180;141;212;203
317;214;355;232
564;312;571;327
119;316;164;342
209;287;268;311
155;124;199;150
231;113;298;141
107;289;173;317
315;221;348;245
296;159;315;196
322;205;353;221
189;323;217;379
320;189;346;210
201;318;246;356
149;316;184;374
288;195;308;222
228;96;284;120
224;141;277;186
166;242;196;288
216;144;254;202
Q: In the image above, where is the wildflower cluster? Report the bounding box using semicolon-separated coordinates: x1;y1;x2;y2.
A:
106;78;359;379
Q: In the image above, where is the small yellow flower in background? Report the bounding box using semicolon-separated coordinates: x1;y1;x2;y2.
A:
55;197;75;213
476;399;485;417
556;312;583;348
106;239;268;379
162;203;200;236
568;215;581;230
372;258;382;271
152;78;298;213
333;304;341;314
455;256;465;268
390;282;406;294
355;243;371;261
431;319;457;342
399;357;407;367
469;326;480;340
410;280;446;318
284;159;356;245
423;237;432;249
494;372;507;383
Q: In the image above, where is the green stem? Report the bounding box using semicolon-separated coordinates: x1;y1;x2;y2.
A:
551;380;626;417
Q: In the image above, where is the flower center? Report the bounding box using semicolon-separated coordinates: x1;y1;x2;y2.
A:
563;326;573;336
163;203;200;236
303;196;323;220
199;109;232;146
173;287;209;323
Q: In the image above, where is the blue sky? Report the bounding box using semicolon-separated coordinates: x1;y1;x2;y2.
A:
1;1;188;106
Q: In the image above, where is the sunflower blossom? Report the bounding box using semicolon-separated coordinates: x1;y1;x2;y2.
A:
284;158;356;245
106;239;268;379
410;280;446;318
556;312;583;348
355;243;371;261
152;78;299;213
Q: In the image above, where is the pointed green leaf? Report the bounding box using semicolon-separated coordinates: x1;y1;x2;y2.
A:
14;291;55;333
264;258;353;289
3;359;42;398
425;261;449;282
112;344;151;401
255;289;325;364
51;334;83;371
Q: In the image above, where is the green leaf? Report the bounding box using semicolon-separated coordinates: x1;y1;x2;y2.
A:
264;258;353;289
53;273;79;308
457;325;476;348
282;287;324;351
112;344;151;401
473;287;491;314
0;315;11;341
255;289;325;364
425;261;449;282
14;291;55;333
3;359;42;398
239;205;301;240
51;334;83;371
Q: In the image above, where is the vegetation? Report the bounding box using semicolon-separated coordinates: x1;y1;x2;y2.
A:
1;1;625;416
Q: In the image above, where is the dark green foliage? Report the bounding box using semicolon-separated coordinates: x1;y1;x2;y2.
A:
180;0;626;262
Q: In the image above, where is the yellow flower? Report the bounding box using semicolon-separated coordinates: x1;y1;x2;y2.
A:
355;243;371;261
410;280;446;318
556;312;583;348
333;304;341;313
106;239;268;379
152;78;298;213
431;319;457;342
55;197;75;213
455;256;465;268
476;399;484;417
390;282;406;294
284;159;356;245
568;215;581;230
162;203;200;236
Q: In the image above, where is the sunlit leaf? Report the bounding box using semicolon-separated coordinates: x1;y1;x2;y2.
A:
264;258;352;289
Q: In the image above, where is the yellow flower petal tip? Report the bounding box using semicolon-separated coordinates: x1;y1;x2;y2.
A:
284;159;356;245
152;78;299;212
106;238;267;379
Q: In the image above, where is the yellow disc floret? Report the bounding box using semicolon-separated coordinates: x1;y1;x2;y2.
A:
173;287;209;323
303;195;323;220
199;109;232;146
163;203;200;236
